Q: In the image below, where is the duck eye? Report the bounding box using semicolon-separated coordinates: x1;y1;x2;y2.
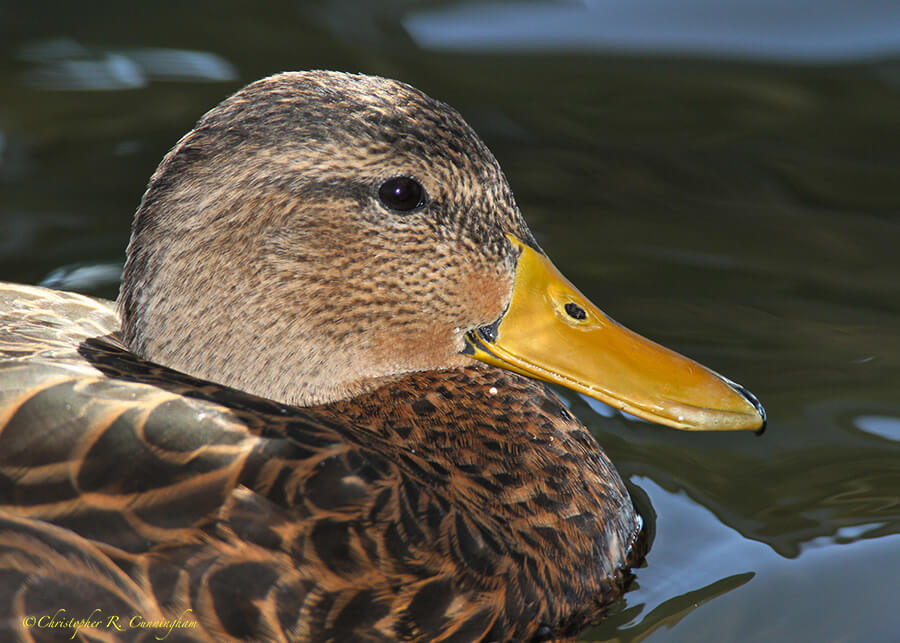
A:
378;177;426;212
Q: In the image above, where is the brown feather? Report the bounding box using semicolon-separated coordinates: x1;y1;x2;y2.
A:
0;71;645;643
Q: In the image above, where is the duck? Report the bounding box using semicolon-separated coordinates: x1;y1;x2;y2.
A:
0;71;765;643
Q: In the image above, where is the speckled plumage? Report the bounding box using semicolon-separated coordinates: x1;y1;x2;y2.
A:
120;71;531;407
0;72;645;642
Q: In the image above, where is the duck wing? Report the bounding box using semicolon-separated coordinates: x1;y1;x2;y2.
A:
0;283;635;642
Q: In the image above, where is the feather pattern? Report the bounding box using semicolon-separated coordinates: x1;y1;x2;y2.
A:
0;71;652;642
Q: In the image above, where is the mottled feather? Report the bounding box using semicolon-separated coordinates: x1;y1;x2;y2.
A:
0;284;642;641
0;71;647;643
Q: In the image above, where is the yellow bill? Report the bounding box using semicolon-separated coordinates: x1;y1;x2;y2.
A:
464;234;765;431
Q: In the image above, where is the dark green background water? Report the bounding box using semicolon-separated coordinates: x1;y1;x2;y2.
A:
2;2;899;641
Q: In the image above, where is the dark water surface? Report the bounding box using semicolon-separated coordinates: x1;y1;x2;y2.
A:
2;3;899;641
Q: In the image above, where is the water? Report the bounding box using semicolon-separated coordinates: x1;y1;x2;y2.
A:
2;2;899;641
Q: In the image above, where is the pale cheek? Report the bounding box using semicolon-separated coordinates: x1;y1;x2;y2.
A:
370;322;461;373
362;262;514;374
458;265;514;326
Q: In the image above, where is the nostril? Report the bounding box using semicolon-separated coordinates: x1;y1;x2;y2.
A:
564;303;587;321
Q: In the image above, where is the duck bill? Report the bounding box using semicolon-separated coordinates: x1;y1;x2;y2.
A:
464;235;765;431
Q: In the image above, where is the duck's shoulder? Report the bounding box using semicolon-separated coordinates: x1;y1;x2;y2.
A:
0;284;390;637
0;283;388;546
0;283;641;641
0;281;120;358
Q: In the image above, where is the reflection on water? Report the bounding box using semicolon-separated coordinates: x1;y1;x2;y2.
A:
584;477;900;641
20;38;237;90
854;414;900;441
596;574;754;643
570;392;900;560
405;0;900;62
581;477;762;641
2;2;900;640
39;262;122;292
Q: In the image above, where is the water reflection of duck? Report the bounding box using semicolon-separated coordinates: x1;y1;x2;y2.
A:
0;72;764;642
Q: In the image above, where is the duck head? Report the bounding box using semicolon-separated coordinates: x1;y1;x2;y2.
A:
119;71;764;431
